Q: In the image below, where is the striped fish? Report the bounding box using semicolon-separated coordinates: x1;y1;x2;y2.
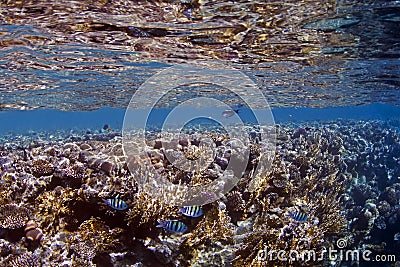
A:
179;206;203;218
290;211;308;222
156;220;187;233
103;198;128;210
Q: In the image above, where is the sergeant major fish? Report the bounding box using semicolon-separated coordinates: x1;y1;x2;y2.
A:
156;220;187;233
289;211;308;222
103;198;128;211
179;206;203;218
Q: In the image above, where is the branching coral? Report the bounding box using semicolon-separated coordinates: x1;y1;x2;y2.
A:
1;121;397;266
78;217;122;252
36;187;84;234
124;190;174;231
6;252;40;267
31;159;54;178
0;204;32;229
69;217;123;264
185;204;234;247
0;172;15;204
231;127;349;266
179;203;235;265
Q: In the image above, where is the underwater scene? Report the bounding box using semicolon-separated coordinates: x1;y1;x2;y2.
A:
0;0;400;266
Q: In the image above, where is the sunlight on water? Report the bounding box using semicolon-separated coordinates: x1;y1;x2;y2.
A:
0;0;399;110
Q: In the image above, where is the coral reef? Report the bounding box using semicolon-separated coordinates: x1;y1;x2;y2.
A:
0;121;398;266
231;124;349;266
183;203;235;266
31;159;54;178
339;121;400;260
36;188;82;235
0;204;32;229
124;190;175;233
68;217;123;265
6;252;41;267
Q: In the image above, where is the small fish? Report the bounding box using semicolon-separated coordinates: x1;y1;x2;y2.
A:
290;211;308;222
222;109;237;118
156;220;187;233
102;124;111;132
24;220;43;242
179;206;203;218
103;198;128;210
222;104;243;118
26;228;43;242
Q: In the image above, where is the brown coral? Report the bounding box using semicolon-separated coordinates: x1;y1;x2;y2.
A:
232;126;348;266
69;217;123;262
226;191;245;213
31;159;54;178
0;172;15;204
179;204;235;264
71;240;97;260
36;188;81;234
0;122;380;266
124;190;175;231
7;252;40;267
0;204;31;229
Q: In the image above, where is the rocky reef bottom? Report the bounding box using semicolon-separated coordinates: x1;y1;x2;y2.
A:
0;120;399;267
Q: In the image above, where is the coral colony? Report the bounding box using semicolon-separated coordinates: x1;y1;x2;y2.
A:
0;120;399;266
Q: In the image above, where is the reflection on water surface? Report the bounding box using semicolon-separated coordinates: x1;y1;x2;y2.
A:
0;0;399;110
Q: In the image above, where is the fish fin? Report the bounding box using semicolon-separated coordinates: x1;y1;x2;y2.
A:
156;220;165;228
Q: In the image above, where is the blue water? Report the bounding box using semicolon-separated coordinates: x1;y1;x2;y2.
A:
0;104;399;136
